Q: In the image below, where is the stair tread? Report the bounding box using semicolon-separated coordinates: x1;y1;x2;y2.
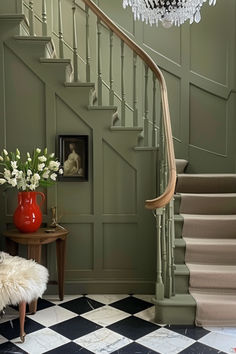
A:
111;126;143;132
178;173;236;177
40;58;71;64
181;214;236;220
14;35;51;41
175;159;188;174
88;105;117;111
184;237;236;245
65;82;95;88
179;192;236;197
175;239;185;247
154;294;196;307
0;14;25;20
175;264;189;275
187;263;236;273
174;214;183;221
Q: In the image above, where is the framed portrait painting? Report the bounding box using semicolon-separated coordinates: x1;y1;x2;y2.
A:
58;135;88;181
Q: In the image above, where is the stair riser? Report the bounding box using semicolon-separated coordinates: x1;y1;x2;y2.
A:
13;41;51;61
174;246;185;264
64;87;95;107
39;63;72;84
155;304;195;325
180;195;236;215
174;218;184;238
174;194;181;214
0;20;21;40
183;219;236;238
189;272;236;289
185;245;236;265
176;176;236;194
175;274;189;294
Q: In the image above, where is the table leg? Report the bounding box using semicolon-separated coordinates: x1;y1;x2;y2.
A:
56;238;66;301
6;238;18;256
27;245;42;314
27;245;42;263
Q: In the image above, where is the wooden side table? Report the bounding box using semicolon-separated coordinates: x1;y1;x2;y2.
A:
2;227;68;312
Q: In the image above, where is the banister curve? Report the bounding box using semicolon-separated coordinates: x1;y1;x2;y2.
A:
81;0;176;210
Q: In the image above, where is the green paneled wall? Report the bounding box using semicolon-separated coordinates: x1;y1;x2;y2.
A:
0;5;157;293
97;0;236;173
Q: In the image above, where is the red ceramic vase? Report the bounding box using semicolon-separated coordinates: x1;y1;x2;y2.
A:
13;191;45;233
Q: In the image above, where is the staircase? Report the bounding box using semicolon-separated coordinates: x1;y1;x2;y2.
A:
160;161;236;326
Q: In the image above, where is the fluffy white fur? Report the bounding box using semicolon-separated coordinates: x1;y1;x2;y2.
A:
0;252;49;311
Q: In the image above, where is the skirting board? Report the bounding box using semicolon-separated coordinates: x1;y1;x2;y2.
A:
46;280;155;295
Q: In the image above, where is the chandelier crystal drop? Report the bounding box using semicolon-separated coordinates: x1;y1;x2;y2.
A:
123;0;216;27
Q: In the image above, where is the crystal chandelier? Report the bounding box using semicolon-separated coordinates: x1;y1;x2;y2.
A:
123;0;216;27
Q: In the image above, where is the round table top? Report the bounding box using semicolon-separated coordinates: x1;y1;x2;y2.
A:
3;227;68;239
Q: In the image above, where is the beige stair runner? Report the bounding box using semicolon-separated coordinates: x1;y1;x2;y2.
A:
176;174;236;326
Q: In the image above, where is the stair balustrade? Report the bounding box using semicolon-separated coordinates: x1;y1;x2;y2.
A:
21;0;177;302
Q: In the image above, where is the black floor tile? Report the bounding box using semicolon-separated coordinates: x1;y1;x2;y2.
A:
109;296;153;315
44;341;93;353
0;317;44;340
179;342;227;354
10;298;55;314
168;325;210;340
59;296;104;315
111;342;160;353
0;341;28;353
50;316;101;340
33;298;55;312
108;316;160;340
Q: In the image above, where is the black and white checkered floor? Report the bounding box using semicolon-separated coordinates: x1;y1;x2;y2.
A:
0;294;235;353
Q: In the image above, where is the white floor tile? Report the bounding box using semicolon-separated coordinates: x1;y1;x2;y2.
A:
85;294;129;305
13;328;70;354
74;328;132;354
135;306;156;323
204;327;236;338
27;305;77;327
43;294;83;304
199;331;236;354
0;335;8;345
137;327;195;354
81;305;130;326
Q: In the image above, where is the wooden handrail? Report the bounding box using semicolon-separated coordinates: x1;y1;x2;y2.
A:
81;0;176;210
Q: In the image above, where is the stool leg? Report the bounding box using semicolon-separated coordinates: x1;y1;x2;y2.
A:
29;300;37;315
19;302;26;343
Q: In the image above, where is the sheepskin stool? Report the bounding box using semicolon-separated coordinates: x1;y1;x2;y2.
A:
0;251;48;342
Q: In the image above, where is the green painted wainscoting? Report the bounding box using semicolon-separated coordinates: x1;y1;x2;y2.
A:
0;7;157;293
18;0;236;173
96;0;236;173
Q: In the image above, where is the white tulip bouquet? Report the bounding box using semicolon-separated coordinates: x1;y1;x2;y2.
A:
0;148;63;191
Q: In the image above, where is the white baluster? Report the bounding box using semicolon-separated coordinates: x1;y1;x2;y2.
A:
29;1;35;36
72;0;79;81
58;0;64;58
109;30;114;106
133;52;138;126
152;73;157;147
85;5;91;82
42;0;47;36
97;18;102;105
144;64;149;145
121;40;126;126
